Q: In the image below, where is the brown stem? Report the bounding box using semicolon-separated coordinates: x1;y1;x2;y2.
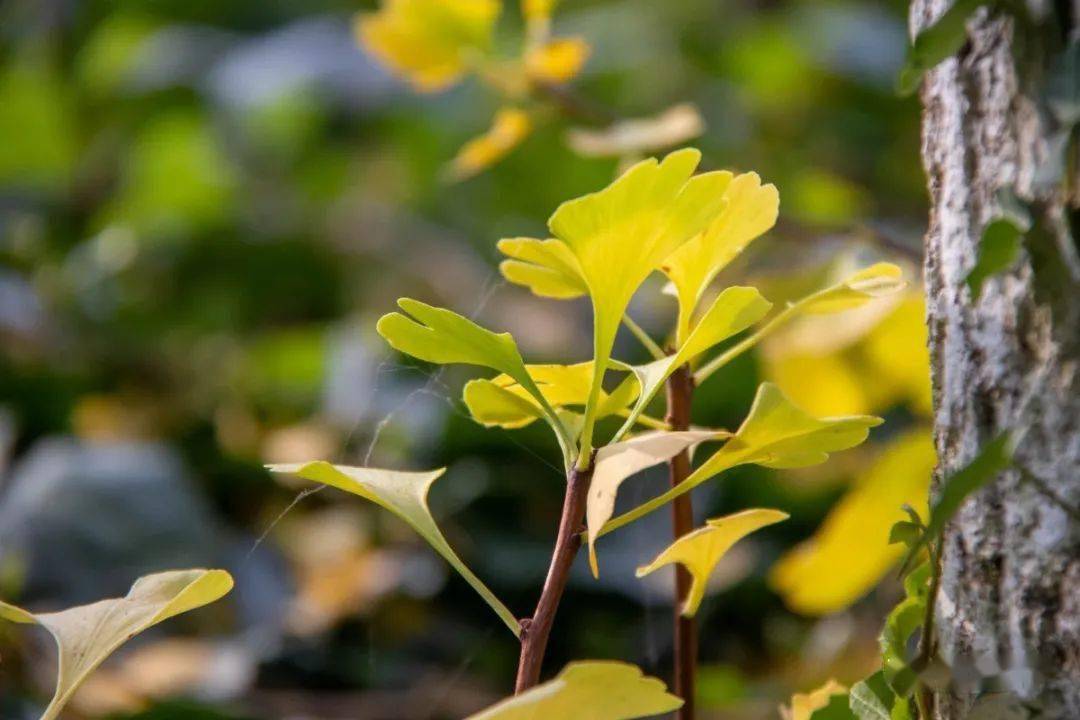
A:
515;460;594;692
665;364;696;720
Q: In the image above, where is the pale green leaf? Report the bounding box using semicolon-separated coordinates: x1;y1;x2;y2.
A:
545;148;731;463
585;429;729;577
0;569;233;720
268;462;520;636
849;672;895;720
635;509;788;616
465;661;683;720
600;383;881;537
660;172;779;343
497;236;587;299
796;263;906;315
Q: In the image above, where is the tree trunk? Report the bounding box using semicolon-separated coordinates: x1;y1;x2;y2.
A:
912;1;1080;717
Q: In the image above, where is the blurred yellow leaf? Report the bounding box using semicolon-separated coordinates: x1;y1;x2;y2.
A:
566;103;705;158
521;0;558;22
0;570;233;720
356;0;500;92
661;172;779;343
765;350;871;417
770;430;935;615
268;462;521;636
636;509;788;617
862;295;932;417
466;661;683;719
447;107;532;181
586;430;730;577
544;148;730;462
526;37;589;83
600;383;881;536
785;679;848;720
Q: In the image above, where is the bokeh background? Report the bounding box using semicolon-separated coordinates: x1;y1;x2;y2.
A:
0;0;932;718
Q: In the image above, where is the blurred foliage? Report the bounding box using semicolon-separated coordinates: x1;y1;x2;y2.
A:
0;0;928;717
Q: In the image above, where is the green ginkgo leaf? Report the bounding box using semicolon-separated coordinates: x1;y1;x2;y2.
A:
376;297;574;462
586;429;729;576
268;462;520;636
600;383;882;536
636;509;788;616
612;285;772;438
0;569;234;720
497;236;587;299
465;661;683;720
544;148;730;465
463;362;638;430
660;171;779;344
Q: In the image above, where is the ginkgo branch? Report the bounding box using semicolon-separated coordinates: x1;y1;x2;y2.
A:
622;314;666;360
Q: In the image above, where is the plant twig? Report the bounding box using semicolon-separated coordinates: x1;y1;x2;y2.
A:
623;313;666;360
515;459;594;692
665;363;697;719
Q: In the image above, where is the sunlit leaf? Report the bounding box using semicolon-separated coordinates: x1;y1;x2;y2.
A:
447;108;532;181
566;104;705;158
546;148;729;461
786;679;849;720
465;661;683;719
376;298;573;459
526;37;590;84
769;431;935;615
356;0;500;92
600;383;881;536
585;430;729;576
497;236;588;299
635;509;788;617
521;0;559;22
613;286;772;437
796;263;906;315
464;362;637;430
661;172;779;343
0;569;233;720
268;462;521;636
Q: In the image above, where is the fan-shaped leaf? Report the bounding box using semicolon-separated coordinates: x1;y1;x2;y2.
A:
586;429;729;576
465;661;682;719
600;383;881;536
0;569;233;720
268;462;520;636
636;509;788;616
497;236;588;299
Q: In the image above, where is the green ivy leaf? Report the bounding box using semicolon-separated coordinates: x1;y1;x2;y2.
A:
465;661;683;719
898;0;991;96
966;218;1024;300
809;693;858;720
268;462;521;636
0;570;233;720
849;672;896;720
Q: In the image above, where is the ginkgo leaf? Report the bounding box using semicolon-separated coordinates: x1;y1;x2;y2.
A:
636;509;788;617
546;148;731;462
566;104;706;158
526;37;590;84
0;569;234;720
797;262;906;315
356;0;500;92
497;236;587;299
465;661;683;720
268;462;521;636
786;679;849;720
613;286;772;438
661;172;779;344
447;108;532;181
463;362;637;429
585;429;729;576
376;298;574;459
600;383;882;537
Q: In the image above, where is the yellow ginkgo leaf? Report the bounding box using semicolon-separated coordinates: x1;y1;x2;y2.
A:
600;383;882;537
797;262;907;315
356;0;500;92
447;108;532;181
463;362;638;429
769;430;935;616
268;462;521;636
612;286;772;438
566;104;706;159
765;350;871;417
497;236;587;299
785;679;848;720
661;172;779;344
526;37;590;84
862;294;932;417
546;148;730;463
636;509;789;617
465;661;683;719
585;429;729;576
0;569;234;720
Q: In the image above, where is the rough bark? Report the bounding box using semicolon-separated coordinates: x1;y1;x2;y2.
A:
912;1;1080;717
